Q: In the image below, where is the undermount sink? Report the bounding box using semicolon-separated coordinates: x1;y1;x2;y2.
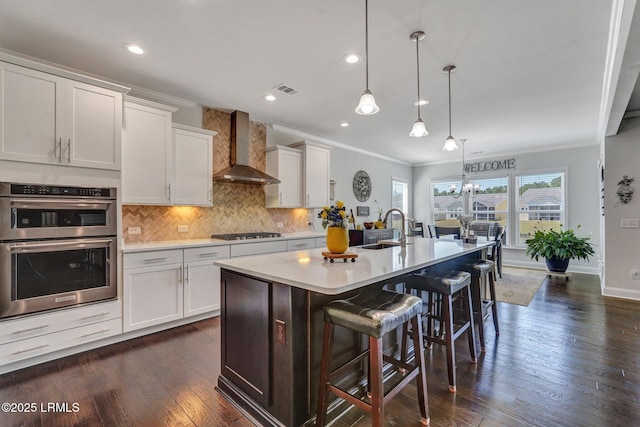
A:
361;242;401;250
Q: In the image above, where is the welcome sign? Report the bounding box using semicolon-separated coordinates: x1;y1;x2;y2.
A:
464;158;516;173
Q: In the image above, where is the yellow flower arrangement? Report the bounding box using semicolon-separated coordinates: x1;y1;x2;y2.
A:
318;201;349;228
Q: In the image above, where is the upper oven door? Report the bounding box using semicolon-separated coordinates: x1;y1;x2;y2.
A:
0;197;117;240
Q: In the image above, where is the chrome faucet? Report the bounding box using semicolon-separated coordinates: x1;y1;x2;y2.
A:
383;208;406;247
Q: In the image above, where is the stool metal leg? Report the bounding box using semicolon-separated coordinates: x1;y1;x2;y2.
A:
316;322;334;427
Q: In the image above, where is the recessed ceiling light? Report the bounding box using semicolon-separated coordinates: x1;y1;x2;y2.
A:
343;53;361;64
340;122;350;127
265;94;276;102
124;44;144;55
414;99;429;106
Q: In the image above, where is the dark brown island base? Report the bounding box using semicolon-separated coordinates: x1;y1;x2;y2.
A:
214;238;492;426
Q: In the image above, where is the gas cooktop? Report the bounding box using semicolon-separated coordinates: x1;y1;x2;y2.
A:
211;232;282;240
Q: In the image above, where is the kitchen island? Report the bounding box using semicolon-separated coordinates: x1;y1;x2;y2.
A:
214;237;492;426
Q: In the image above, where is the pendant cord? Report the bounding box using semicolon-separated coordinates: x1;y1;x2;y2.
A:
448;69;452;136
364;0;369;90
416;36;421;120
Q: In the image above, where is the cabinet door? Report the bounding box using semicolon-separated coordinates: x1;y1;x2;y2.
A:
172;127;212;206
66;81;122;170
265;147;302;207
0;62;64;164
123;263;183;332
184;260;221;317
303;144;330;207
122;102;172;204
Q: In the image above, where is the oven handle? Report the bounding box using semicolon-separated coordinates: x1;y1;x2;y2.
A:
9;199;114;210
8;238;114;253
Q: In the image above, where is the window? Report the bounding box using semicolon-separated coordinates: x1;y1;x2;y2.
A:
431;179;463;226
429;170;565;248
391;177;409;231
516;172;565;246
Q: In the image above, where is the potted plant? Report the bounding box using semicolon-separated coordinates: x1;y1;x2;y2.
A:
525;225;595;273
318;201;350;254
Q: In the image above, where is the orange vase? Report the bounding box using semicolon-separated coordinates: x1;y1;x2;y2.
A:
326;226;349;254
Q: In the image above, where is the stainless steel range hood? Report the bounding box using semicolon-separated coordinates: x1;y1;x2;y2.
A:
213;110;280;184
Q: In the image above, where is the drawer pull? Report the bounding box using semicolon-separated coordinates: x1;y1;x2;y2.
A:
81;329;110;338
12;325;49;335
143;257;168;263
198;252;219;257
294;243;308;247
13;344;49;355
80;312;109;320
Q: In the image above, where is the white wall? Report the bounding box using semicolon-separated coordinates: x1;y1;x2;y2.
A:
413;145;601;274
604;117;640;300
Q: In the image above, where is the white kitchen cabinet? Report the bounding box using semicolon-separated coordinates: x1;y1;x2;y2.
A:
122;98;175;205
290;141;331;208
265;145;302;208
286;238;315;251
315;236;327;248
123;246;229;331
172;124;214;206
183;246;230;317
230;240;288;257
0;61;122;170
0;300;122;366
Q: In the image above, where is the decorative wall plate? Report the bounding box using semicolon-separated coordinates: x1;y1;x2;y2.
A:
353;170;372;202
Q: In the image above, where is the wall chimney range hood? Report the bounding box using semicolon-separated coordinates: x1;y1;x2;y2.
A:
213;110;280;184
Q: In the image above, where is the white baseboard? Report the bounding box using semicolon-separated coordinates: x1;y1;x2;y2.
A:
602;287;640;301
503;260;600;275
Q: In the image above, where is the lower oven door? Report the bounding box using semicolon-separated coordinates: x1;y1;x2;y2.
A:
0;237;117;319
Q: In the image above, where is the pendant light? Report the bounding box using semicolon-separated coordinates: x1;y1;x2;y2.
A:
409;31;428;137
355;0;379;115
441;65;459;151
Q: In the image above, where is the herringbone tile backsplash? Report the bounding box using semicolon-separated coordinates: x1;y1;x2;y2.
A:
122;107;312;243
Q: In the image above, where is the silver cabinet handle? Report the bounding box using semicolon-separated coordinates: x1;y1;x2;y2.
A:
142;257;167;263
67;138;71;163
80;312;109;320
307;194;310;205
198;252;219;258
55;137;62;162
279;192;283;206
168;184;172;202
178;265;183;284
185;264;190;284
81;329;109;338
13;344;49;355
12;324;49;334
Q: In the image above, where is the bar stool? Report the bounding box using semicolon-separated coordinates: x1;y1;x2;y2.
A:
467;259;499;350
403;270;477;393
316;289;429;427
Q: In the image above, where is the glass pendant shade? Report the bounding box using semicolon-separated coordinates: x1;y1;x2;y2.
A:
355;89;380;115
442;135;458;151
410;118;428;137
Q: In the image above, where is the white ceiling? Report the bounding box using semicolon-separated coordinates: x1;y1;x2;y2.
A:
0;0;619;165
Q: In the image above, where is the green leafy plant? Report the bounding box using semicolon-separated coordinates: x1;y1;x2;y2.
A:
525;225;595;262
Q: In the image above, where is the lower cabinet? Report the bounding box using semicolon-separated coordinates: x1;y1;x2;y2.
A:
0;300;122;367
123;246;230;332
363;228;394;244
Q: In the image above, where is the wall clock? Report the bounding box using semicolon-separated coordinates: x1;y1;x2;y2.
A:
352;170;372;202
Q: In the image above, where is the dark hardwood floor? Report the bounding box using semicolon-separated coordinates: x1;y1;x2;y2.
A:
1;272;639;427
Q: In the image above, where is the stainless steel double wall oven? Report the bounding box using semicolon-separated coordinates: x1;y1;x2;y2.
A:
0;183;117;319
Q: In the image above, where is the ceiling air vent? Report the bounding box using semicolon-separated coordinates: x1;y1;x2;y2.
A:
273;83;299;96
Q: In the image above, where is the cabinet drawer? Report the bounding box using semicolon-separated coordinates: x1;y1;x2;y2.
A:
0;318;122;365
315;237;327;248
230;240;287;257
124;249;183;269
184;245;230;262
378;230;394;240
0;300;121;345
286;239;315;251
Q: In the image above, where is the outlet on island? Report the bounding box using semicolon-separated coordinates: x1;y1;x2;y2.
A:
178;225;189;233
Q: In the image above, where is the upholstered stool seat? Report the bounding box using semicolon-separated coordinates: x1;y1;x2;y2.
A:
316;288;430;427
403;270;477;393
466;259;499;351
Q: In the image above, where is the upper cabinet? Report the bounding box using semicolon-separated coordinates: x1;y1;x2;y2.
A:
0;62;123;170
290;141;331;208
172;124;214;206
122;97;215;206
265;145;302;208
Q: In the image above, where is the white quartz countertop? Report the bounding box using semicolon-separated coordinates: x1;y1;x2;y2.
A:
214;237;493;295
122;231;326;253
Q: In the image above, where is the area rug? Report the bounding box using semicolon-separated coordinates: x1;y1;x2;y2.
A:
494;266;548;306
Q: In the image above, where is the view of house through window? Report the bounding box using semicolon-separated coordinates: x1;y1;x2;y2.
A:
516;172;565;246
430;171;565;247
